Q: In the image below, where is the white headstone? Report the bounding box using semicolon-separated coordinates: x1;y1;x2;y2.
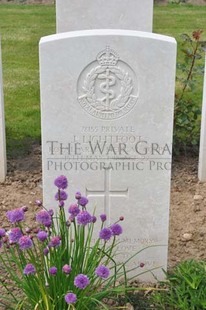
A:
0;38;6;182
56;0;153;33
198;57;206;182
40;29;176;282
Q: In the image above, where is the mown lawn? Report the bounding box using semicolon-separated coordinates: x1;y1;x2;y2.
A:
154;4;206;37
0;3;205;156
0;4;55;156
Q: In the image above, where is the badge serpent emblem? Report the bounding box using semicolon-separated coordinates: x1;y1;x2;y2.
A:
77;46;139;120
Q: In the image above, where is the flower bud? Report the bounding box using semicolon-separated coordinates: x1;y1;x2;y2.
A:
75;192;81;200
62;264;72;275
0;228;6;237
3;236;8;243
33;227;40;234
21;206;28;212
66;221;71;227
25;227;32;234
43;248;49;256
100;214;107;222
59;201;65;208
35;200;42;207
48;209;54;217
69;215;75;222
92;216;97;223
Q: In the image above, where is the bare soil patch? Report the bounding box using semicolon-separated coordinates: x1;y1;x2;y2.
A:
169;155;206;268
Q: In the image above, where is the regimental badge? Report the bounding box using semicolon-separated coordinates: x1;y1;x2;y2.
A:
77;46;139;120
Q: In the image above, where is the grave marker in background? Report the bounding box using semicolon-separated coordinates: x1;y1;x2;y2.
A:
40;29;176;282
0;38;6;182
56;0;154;33
198;57;206;182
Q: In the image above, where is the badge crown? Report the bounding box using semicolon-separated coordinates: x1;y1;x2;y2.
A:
97;46;119;66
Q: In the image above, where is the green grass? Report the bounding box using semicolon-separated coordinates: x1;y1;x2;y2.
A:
154;4;206;105
0;4;55;156
0;3;206;157
154;4;206;38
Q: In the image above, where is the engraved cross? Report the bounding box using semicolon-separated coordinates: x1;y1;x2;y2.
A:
86;168;128;221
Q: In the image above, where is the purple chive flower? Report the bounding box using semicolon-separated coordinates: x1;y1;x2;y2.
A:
100;214;107;222
37;231;48;242
78;196;89;207
19;236;33;250
23;263;36;275
54;175;68;190
99;228;112;241
65;293;77;304
49;266;57;275
36;210;52;227
43;247;49;256
95;265;110;279
48;236;61;248
68;204;80;217
9;228;22;243
75;192;81;200
111;223;123;236
91;215;97;223
74;274;90;289
55;190;68;201
0;228;6;237
62;264;72;274
77;211;92;226
6;208;24;224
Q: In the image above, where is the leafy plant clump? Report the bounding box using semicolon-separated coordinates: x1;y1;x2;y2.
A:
168;0;188;4
152;259;206;310
174;30;205;152
0;175;147;310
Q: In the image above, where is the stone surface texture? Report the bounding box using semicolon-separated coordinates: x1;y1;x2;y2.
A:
56;0;153;33
40;29;176;282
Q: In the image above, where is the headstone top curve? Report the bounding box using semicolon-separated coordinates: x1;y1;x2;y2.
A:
40;29;176;45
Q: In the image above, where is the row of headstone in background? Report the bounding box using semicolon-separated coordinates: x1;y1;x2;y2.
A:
56;0;154;33
40;0;176;282
0;38;6;183
198;57;206;182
